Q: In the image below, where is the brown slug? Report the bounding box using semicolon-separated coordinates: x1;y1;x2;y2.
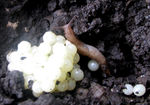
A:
61;17;110;76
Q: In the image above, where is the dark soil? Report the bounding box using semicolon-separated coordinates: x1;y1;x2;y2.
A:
0;0;150;105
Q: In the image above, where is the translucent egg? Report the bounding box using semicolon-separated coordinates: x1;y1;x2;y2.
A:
7;62;22;71
57;80;68;92
88;60;99;71
43;31;56;44
73;53;80;64
17;41;31;53
68;78;76;91
58;72;66;81
71;68;84;81
6;51;21;63
38;43;51;55
73;64;80;69
32;81;43;97
65;40;77;56
21;58;37;74
61;59;73;72
45;68;61;81
52;42;66;55
122;84;133;95
33;68;45;81
133;84;146;97
41;80;56;92
31;46;38;54
56;35;65;44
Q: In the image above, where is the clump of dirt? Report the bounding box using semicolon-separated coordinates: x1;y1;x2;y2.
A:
0;0;150;105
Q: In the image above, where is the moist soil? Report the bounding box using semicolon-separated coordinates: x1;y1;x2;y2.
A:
0;0;150;105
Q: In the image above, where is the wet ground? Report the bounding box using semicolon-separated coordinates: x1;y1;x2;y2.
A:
0;0;150;105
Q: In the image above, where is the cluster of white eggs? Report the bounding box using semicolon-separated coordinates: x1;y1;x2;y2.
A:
6;31;84;97
122;84;146;97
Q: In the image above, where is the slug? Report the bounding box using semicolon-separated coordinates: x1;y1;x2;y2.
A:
60;17;110;76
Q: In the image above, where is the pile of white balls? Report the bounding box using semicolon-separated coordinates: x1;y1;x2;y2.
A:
122;84;146;97
6;31;84;97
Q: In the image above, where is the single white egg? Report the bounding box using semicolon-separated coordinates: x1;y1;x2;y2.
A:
38;42;51;55
71;68;84;81
32;81;43;97
88;60;99;71
65;40;77;56
6;51;22;63
133;84;146;97
73;64;80;69
56;35;65;44
73;53;80;64
57;80;68;92
122;84;133;95
17;41;31;53
43;31;56;44
68;78;76;91
41;80;56;92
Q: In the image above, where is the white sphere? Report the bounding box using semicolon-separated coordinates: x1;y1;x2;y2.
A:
61;59;73;72
56;35;65;44
38;43;51;55
6;51;21;63
58;72;66;82
57;80;68;92
31;46;38;54
71;68;84;81
133;84;146;97
43;31;56;44
73;64;80;69
65;40;77;56
17;41;31;53
32;81;43;97
41;80;55;92
52;42;66;55
73;53;80;64
68;79;76;91
122;84;133;95
7;62;22;71
88;60;99;71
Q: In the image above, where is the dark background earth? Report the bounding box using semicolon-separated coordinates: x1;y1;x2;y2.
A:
0;0;150;105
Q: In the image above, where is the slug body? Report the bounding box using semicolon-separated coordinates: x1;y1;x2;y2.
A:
62;20;110;75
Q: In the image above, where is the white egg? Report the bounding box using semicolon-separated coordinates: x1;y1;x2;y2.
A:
57;80;68;92
41;80;56;92
68;78;76;91
65;40;77;56
56;35;65;44
38;43;51;55
73;64;80;69
6;51;21;63
17;41;31;53
88;60;99;71
73;53;80;64
7;62;22;71
122;84;133;95
133;84;146;97
43;31;56;44
32;81;43;97
71;68;84;81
